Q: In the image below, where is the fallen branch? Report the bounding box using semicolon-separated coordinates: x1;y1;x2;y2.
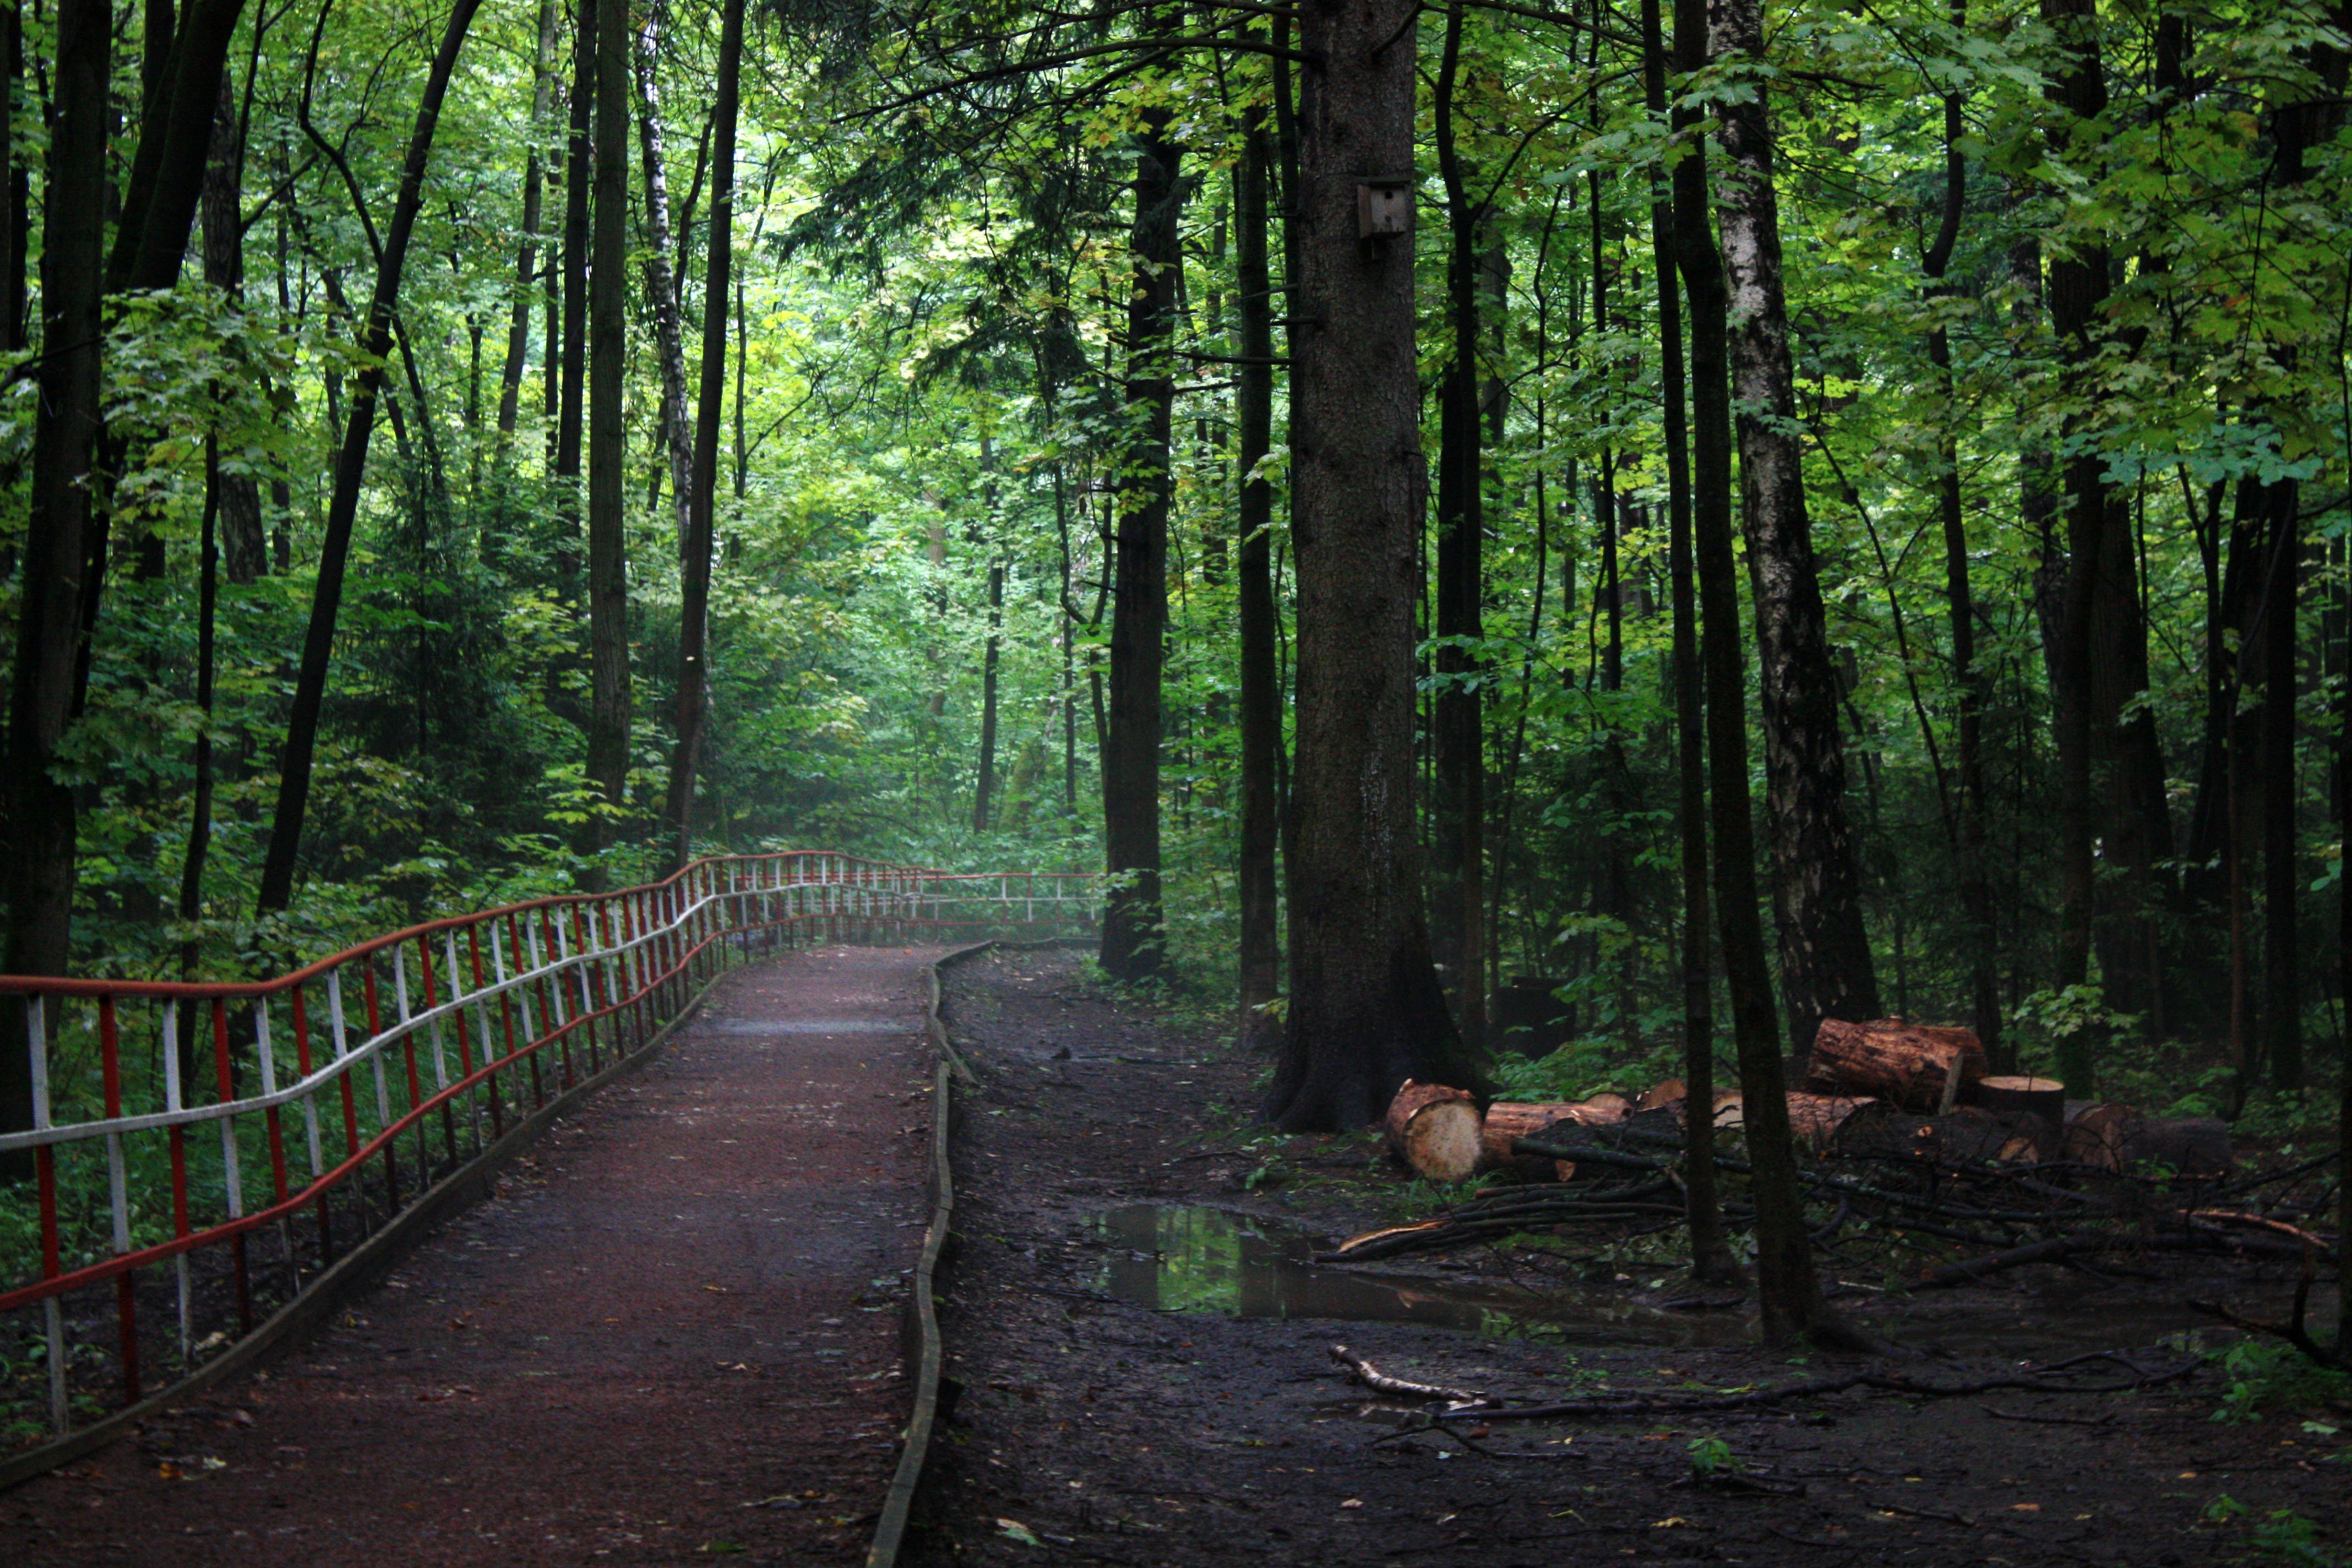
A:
1471;1357;2198;1424
1330;1344;1486;1407
1899;1233;2108;1292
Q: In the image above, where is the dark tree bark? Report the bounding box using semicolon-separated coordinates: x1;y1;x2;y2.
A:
663;0;742;870
253;0;487;916
1646;0;1733;1284
1265;0;1480;1131
634;0;693;554
2041;0;2110;1092
0;0;26;351
202;66;265;583
1708;0;1882;1060
1235;91;1281;1048
177;437;221;988
585;0;631;848
1682;0;1839;1344
494;0;557;438
2258;490;2300;1090
1431;4;1487;1051
1;0;108;1165
1920;7;1998;1060
110;0;247;295
1098;51;1182;981
554;0;594;585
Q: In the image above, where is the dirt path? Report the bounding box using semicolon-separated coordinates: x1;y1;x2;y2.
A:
0;944;945;1568
910;949;2349;1568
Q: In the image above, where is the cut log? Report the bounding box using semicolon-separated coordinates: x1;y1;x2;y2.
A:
1784;1092;1876;1152
1805;1017;1985;1113
2128;1117;2234;1175
1964;1074;2066;1127
1637;1078;1686;1112
1385;1080;1483;1183
1832;1103;2055;1166
1478;1097;1625;1172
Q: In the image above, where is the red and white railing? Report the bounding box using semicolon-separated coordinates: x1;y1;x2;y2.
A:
0;851;1094;1450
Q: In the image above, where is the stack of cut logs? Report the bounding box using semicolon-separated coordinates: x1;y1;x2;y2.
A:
1384;1017;2231;1183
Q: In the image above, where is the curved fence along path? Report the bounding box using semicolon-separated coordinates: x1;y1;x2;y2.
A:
0;853;1091;1563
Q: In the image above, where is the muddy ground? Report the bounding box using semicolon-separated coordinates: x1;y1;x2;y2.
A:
908;948;2349;1567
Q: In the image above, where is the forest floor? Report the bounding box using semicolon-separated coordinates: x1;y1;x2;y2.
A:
0;944;940;1567
909;947;2350;1568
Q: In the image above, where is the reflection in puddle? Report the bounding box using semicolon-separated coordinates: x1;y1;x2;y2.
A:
1091;1204;1750;1348
1090;1204;2312;1358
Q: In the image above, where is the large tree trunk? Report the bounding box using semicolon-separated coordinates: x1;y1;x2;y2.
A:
1708;0;1882;1060
1098;63;1181;981
1265;0;1479;1131
1235;94;1281;1048
585;0;631;852
1683;0;1842;1347
1;0;108;1168
633;0;693;554
1646;0;1733;1284
663;0;743;871
1430;6;1487;1051
254;0;487;916
495;0;557;439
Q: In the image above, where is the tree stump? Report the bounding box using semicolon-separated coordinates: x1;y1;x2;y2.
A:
1964;1075;2066;1128
1804;1017;1985;1112
1385;1080;1483;1182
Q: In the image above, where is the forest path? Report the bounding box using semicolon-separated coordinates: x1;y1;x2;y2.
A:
1;944;944;1568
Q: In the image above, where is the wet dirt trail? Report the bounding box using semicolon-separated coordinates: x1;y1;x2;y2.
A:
0;944;945;1568
910;950;2349;1568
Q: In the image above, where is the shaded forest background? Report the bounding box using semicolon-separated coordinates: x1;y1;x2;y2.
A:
1;0;2348;1140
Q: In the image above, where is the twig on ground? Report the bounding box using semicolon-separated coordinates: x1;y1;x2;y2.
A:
1331;1343;1487;1407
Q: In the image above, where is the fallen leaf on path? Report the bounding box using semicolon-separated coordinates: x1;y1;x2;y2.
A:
996;1518;1042;1547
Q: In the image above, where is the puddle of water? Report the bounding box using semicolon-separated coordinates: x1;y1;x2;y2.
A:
705;1019;907;1036
1090;1204;1751;1348
1088;1204;2321;1359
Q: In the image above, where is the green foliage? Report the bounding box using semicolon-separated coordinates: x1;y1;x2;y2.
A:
2209;1340;2352;1425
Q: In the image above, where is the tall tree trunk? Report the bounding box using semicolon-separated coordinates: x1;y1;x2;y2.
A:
585;0;631;850
254;0;486;916
1709;0;1881;1061
495;0;557;438
633;0;693;556
0;0;26;352
1098;46;1182;981
1647;0;1733;1284
202;65;265;583
178;437;221;987
2258;491;2300;1089
1681;0;1841;1346
1;0;108;1165
1920;8;1999;1061
1265;0;1479;1130
974;434;1004;832
2041;0;2110;1092
663;0;742;870
554;0;594;590
1235;91;1281;1048
109;0;247;295
1431;3;1487;1051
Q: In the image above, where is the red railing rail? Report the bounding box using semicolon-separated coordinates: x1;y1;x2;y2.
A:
0;851;1095;1450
